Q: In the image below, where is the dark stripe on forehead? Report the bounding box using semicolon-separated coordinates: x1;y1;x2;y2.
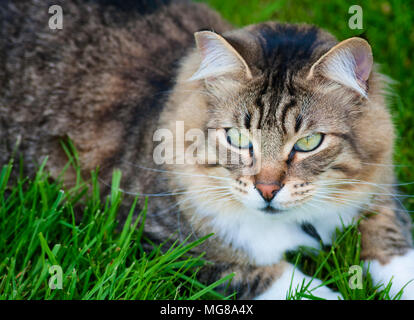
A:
286;75;298;97
261;72;286;131
252;24;328;132
256;75;269;109
280;98;297;134
244;112;251;129
256;73;270;129
295;113;303;133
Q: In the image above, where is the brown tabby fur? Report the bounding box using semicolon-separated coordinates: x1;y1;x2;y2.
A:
1;0;412;299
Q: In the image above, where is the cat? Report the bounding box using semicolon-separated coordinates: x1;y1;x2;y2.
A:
1;0;413;300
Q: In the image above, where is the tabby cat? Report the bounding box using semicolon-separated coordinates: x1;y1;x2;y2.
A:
1;0;413;299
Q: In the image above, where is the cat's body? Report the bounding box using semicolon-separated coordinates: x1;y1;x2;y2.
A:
1;0;414;299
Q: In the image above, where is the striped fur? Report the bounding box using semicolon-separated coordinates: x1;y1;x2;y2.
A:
1;0;412;299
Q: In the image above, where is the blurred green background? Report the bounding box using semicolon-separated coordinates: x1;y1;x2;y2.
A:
203;0;414;212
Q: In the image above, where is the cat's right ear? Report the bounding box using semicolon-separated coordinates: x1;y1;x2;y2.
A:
307;37;373;97
188;31;252;81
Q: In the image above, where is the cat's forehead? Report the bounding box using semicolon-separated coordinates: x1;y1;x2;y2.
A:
211;75;351;141
232;76;311;129
224;22;338;79
208;22;362;134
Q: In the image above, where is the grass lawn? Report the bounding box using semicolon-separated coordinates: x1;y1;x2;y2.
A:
0;158;233;299
0;0;413;300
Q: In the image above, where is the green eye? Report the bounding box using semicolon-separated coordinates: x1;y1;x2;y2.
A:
294;133;324;152
226;128;252;149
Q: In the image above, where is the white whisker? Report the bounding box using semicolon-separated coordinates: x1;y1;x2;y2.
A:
120;160;234;182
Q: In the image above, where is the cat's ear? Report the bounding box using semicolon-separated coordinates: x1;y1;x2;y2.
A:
188;31;252;81
307;37;373;97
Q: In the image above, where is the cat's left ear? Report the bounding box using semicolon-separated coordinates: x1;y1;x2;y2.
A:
307;37;373;97
188;31;253;81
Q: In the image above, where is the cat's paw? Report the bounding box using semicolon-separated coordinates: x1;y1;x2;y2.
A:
367;249;414;300
255;263;342;300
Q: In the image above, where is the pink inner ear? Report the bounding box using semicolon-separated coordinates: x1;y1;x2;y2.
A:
353;47;372;83
308;38;373;96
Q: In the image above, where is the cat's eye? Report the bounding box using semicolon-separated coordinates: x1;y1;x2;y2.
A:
226;128;252;149
294;133;324;152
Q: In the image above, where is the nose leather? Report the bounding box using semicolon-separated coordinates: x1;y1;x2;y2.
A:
255;183;281;202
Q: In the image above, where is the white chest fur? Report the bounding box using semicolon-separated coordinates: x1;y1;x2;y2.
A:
197;201;360;265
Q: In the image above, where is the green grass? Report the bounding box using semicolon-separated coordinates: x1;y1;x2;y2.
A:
0;159;233;299
0;157;401;300
1;0;413;300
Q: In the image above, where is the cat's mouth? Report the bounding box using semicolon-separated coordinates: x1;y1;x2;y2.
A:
260;205;283;215
259;195;313;214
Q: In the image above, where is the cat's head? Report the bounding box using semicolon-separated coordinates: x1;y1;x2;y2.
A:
167;22;393;221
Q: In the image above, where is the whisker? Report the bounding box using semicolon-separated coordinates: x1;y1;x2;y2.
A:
309;196;373;215
316;178;414;188
313;192;413;213
151;190;237;216
316;186;413;198
315;178;411;211
120;160;234;182
361;162;411;168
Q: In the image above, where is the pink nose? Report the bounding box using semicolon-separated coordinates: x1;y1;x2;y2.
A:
255;183;281;201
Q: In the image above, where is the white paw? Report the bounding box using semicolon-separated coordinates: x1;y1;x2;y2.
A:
255;263;342;300
367;249;414;300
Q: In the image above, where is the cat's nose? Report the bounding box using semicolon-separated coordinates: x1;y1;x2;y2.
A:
255;183;281;202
